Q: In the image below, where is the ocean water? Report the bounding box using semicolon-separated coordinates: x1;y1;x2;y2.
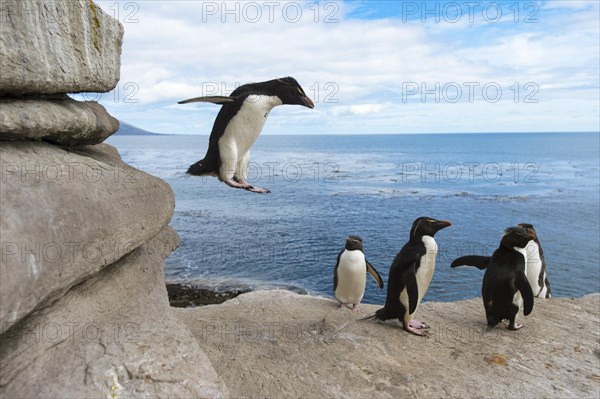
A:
107;133;600;303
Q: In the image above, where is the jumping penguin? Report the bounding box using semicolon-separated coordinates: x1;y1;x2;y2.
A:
178;77;314;193
451;223;551;298
367;217;451;336
481;226;535;330
334;236;384;310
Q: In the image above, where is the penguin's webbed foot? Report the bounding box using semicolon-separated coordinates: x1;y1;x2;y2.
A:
224;179;271;193
351;304;367;313
407;320;430;330
404;320;430;336
404;324;430;337
245;185;271;194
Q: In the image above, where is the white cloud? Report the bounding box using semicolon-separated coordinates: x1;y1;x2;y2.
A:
95;0;599;134
542;0;594;10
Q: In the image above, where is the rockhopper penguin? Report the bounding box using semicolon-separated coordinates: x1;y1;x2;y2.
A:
368;217;452;336
333;236;384;310
179;77;314;193
481;226;536;330
451;223;551;298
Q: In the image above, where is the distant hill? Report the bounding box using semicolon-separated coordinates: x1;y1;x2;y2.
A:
115;122;163;136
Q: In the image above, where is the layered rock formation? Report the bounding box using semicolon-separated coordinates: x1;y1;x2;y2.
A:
0;0;123;94
176;291;600;399
0;1;227;397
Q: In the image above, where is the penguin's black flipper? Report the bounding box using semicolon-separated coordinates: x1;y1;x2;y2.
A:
178;96;237;105
450;255;491;269
516;274;535;315
365;259;384;289
544;275;552;298
333;250;342;292
402;262;419;314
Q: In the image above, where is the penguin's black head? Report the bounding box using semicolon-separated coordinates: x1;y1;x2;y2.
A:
517;223;538;240
345;236;363;251
410;217;452;239
501;226;535;249
269;77;315;109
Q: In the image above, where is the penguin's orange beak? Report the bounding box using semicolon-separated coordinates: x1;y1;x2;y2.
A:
301;95;315;109
436;220;452;229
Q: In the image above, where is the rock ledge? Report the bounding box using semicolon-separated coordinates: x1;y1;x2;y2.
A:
175;291;600;399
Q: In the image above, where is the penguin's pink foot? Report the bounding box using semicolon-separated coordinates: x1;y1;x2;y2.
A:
408;320;430;330
237;178;271;193
246;186;271;194
224;179;270;193
404;324;429;336
351;304;366;313
224;178;249;189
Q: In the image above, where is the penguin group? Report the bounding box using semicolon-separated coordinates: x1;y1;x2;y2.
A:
178;77;552;336
334;218;552;336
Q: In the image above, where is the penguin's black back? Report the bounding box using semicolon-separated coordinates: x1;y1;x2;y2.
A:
187;86;250;176
483;248;522;302
482;246;532;325
375;239;425;320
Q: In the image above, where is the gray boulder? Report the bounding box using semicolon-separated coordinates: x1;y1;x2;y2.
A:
0;0;123;95
0;226;229;398
176;290;600;398
0;95;119;145
0;141;174;330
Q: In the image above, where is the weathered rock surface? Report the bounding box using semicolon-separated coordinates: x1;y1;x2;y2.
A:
0;141;175;329
0;0;123;95
0;2;222;398
176;290;600;399
0;227;228;398
0;95;119;145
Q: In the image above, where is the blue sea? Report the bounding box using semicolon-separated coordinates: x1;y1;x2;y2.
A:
107;133;600;303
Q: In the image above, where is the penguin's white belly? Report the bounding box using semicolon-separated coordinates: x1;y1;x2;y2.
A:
538;278;549;298
335;250;366;305
218;95;281;169
399;236;437;321
416;236;438;303
524;241;543;296
512;290;523;324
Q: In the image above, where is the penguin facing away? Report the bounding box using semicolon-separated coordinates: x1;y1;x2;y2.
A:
371;217;452;336
179;77;314;193
450;223;551;298
482;226;535;330
334;236;384;310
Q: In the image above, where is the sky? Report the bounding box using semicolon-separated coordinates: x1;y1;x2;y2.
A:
88;0;600;135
